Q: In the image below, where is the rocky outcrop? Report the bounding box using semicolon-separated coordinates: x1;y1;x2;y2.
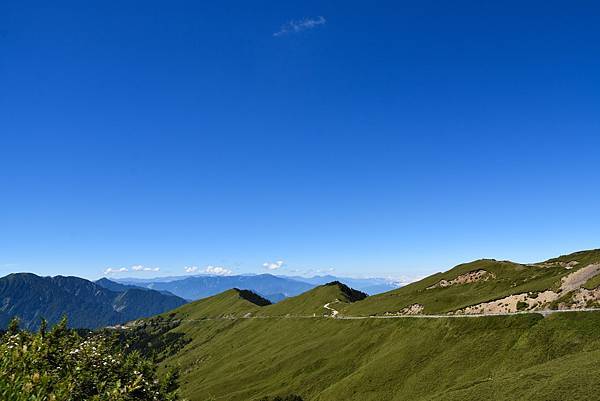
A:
427;270;495;290
451;263;600;314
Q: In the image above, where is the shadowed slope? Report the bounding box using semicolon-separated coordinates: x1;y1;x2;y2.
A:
0;273;186;329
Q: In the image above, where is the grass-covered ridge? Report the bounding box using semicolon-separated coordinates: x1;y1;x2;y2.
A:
343;249;600;316
256;281;367;317
158;288;271;320
542;248;600;266
147;311;600;401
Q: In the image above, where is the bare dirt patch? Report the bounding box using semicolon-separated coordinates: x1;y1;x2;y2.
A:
566;287;600;308
384;304;424;316
427;270;495;290
560;263;600;292
452;263;600;314
536;260;580;269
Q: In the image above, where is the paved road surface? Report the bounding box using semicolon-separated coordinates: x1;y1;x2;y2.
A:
116;306;600;329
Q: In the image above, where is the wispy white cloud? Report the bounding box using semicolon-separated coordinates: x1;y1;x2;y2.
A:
301;266;335;276
104;265;159;275
263;260;285;270
390;275;425;286
205;265;232;276
274;16;326;37
131;264;159;272
104;267;128;275
184;266;199;273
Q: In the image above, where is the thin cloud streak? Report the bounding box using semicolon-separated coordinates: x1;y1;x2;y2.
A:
274;16;326;37
205;265;232;276
103;265;159;275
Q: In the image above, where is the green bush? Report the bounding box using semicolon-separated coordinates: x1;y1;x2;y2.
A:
0;317;181;401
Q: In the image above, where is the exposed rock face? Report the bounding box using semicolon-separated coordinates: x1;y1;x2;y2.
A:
451;291;559;315
396;304;424;315
427;270;495;290
452;263;600;315
537;260;580;269
567;287;600;308
559;264;600;292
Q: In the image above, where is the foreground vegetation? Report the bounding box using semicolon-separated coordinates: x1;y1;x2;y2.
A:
0;318;181;401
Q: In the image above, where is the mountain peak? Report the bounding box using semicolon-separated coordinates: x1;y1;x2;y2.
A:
232;288;272;306
0;273;186;330
323;281;368;303
255;281;367;317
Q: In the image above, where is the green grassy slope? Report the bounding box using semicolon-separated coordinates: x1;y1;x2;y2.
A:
154;312;600;401
159;288;271;320
343;250;600;316
543;248;600;266
256;282;367;317
583;274;600;290
342;259;561;315
125;249;600;400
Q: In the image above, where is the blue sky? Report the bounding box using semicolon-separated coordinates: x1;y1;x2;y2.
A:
1;1;599;281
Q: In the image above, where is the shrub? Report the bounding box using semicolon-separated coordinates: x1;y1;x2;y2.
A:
0;317;181;401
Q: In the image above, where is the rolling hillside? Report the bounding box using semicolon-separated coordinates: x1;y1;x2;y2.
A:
256;281;367;317
343;249;600;316
146;312;600;401
164;288;272;320
120;249;600;401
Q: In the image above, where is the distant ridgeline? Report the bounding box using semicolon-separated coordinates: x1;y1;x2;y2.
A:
0;272;400;330
0;273;186;330
113;273;401;302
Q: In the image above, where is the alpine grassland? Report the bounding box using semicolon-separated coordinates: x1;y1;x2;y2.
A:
120;249;600;400
144;310;600;401
344;250;600;316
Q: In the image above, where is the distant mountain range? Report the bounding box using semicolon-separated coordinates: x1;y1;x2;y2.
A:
0;271;401;330
0;273;187;330
115;273;401;302
115;274;313;302
282;275;402;295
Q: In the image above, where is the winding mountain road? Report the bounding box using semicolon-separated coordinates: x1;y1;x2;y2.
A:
323;301;340;317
